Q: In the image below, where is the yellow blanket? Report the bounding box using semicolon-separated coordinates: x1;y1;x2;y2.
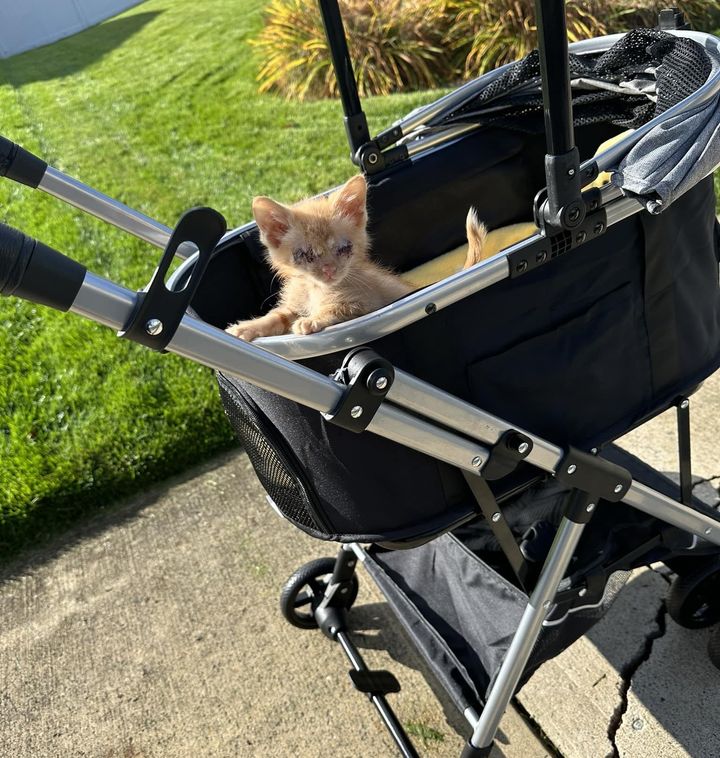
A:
402;130;629;290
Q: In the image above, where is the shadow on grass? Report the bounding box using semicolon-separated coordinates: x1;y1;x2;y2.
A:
0;11;161;87
0;430;238;565
0;445;241;581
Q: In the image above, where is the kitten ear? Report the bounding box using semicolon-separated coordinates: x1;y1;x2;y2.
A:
332;174;367;227
252;196;292;248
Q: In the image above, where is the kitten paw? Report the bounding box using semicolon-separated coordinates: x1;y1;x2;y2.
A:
291;317;322;335
226;322;262;341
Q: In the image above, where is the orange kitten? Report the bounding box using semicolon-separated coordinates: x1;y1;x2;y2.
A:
225;178;488;341
226;175;412;340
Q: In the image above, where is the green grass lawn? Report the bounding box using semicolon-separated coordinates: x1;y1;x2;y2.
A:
0;0;433;556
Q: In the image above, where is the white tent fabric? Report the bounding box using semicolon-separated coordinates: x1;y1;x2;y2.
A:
0;0;142;59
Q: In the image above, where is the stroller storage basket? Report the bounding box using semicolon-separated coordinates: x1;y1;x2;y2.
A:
364;443;705;714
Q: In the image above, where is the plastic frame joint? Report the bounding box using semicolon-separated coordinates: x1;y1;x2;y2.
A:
555;447;632;502
481;430;534;480
323;347;394;432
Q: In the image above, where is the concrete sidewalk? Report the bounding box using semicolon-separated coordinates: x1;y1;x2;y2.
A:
1;375;719;757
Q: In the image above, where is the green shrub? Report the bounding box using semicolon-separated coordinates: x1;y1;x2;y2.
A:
611;1;720;31
253;0;720;100
251;0;451;99
442;0;608;78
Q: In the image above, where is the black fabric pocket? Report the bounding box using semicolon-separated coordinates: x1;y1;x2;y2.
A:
466;283;652;447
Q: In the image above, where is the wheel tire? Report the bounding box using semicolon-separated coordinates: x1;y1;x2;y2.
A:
708;626;720;671
667;559;720;629
279;557;359;630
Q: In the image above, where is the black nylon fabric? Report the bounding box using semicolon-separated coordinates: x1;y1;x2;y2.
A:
218;375;475;541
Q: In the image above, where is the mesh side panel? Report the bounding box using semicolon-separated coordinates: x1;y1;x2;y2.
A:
443;29;710;133
217;374;327;535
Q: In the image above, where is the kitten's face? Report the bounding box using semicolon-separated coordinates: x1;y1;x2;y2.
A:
252;175;368;286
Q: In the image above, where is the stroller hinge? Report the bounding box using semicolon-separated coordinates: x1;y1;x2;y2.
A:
556;448;632;504
658;7;690;31
511;203;607;279
533;168;603;236
323;347;394;432
355;141;409;175
536;147;586;232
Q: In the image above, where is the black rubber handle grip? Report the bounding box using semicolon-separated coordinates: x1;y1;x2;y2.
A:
0;222;86;311
0;135;48;188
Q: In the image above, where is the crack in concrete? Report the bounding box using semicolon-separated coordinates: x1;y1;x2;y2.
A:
512;696;562;757
692;474;720;489
607;601;667;757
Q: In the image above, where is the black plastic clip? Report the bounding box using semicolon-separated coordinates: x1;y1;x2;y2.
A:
555;447;632;502
509;206;608;279
482;430;534;481
118;207;226;351
533;160;602;235
324;347;394;432
348;669;401;697
659;7;690;31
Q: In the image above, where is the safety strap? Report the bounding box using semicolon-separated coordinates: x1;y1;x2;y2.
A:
462;471;532;591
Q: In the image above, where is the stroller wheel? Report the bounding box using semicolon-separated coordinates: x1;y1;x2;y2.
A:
667;559;720;629
707;626;720;671
280;557;359;630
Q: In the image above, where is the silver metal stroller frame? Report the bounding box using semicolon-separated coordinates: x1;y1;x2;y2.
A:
2;2;720;756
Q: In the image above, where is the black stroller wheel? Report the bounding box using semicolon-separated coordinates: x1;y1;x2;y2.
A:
280;557;359;630
707;626;720;671
667;559;720;629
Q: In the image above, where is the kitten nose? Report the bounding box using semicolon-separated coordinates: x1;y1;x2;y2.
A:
321;263;336;280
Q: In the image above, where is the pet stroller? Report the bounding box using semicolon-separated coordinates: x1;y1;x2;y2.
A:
3;2;720;755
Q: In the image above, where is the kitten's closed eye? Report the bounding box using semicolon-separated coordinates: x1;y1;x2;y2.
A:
293;247;316;264
336;240;352;257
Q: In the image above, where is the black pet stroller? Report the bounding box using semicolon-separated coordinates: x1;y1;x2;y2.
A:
3;1;720;754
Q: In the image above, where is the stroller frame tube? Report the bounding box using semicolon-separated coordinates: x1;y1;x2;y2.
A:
383;369;720;547
71;271;492;472
534;0;574;156
464;517;587;753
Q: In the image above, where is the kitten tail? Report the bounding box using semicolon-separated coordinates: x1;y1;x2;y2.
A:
464;207;489;269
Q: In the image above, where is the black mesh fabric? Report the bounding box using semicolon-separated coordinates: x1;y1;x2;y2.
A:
442;29;711;132
217;374;326;536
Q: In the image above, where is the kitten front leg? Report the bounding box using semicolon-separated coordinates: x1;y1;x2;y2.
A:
226;306;297;341
291;304;363;335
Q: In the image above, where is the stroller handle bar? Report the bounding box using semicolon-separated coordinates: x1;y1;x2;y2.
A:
0;221;86;311
0;134;206;261
0;135;47;188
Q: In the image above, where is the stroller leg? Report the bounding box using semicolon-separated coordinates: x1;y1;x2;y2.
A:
462;510;589;756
